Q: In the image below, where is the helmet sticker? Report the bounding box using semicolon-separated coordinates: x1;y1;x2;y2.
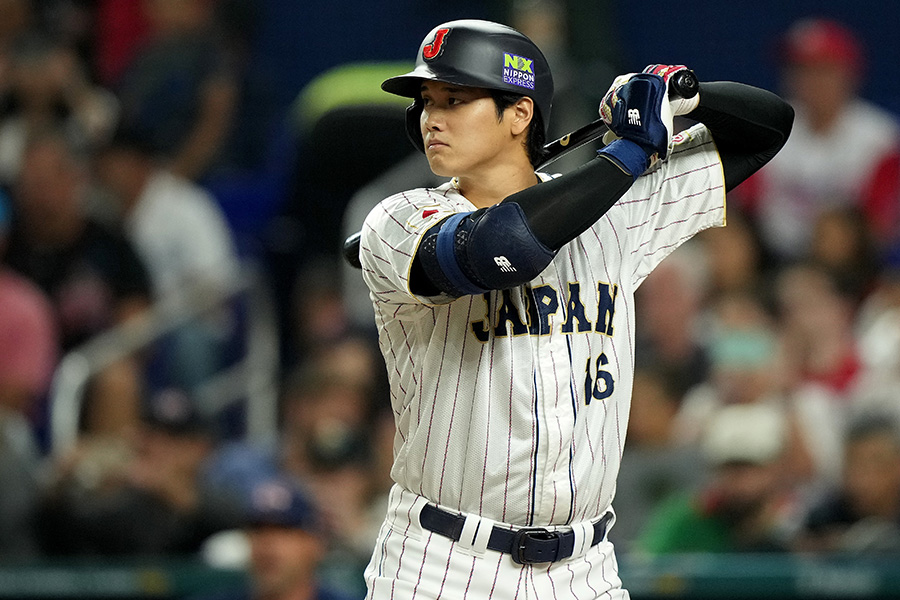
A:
503;53;535;90
423;28;450;61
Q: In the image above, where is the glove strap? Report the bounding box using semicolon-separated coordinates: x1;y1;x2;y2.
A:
597;139;650;181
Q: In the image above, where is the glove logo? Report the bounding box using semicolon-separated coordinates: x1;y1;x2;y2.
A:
422;28;450;61
628;109;641;126
494;256;516;272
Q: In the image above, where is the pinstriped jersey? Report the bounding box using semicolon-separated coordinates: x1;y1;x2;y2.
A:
360;123;725;527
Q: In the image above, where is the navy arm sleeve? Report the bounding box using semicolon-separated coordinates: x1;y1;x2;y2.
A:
684;81;794;191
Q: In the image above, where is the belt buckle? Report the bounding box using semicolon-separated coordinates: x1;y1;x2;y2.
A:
511;527;560;565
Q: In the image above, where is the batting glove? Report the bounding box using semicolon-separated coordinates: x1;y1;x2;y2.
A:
599;72;673;160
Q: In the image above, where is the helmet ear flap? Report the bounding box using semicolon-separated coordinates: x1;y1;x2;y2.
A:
405;100;425;154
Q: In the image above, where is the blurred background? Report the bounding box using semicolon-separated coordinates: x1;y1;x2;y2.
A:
1;0;899;599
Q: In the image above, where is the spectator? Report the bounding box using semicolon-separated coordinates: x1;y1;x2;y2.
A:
0;406;42;558
3;129;152;439
114;0;240;181
636;402;794;554
696;207;771;307
95;126;241;393
204;335;388;598
673;292;844;491
37;386;241;556
0;32;119;185
279;358;380;562
0;0;32;95
634;240;713;398
198;476;356;600
610;366;706;552
288;259;358;368
809;206;881;306
794;413;900;553
672;292;784;444
0;190;57;558
733;17;900;262
774;261;862;397
92;0;152;87
0;189;58;419
853;269;900;421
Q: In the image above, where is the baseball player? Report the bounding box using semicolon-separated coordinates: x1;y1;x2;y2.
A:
358;19;793;599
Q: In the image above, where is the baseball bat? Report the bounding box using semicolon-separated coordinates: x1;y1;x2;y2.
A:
343;69;699;269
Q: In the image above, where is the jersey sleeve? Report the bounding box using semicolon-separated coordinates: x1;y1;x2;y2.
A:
359;186;465;305
619;123;727;287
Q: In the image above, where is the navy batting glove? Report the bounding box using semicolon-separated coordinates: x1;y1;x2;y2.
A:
599;73;672;158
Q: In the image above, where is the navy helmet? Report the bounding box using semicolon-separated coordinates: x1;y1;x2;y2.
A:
382;20;554;152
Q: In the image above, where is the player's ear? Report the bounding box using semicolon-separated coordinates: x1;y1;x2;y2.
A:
510;97;534;136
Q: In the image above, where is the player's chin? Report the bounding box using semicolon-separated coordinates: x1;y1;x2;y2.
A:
425;153;455;177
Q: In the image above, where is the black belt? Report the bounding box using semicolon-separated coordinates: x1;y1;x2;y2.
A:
419;504;612;565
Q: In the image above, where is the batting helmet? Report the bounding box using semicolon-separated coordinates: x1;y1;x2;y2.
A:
381;19;554;153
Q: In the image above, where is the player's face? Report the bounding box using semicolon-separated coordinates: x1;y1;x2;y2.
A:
419;81;522;178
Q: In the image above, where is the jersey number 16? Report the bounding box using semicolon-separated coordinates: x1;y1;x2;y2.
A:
584;353;615;404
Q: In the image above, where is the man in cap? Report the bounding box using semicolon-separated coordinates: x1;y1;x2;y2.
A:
636;402;793;554
733;17;900;260
199;476;356;600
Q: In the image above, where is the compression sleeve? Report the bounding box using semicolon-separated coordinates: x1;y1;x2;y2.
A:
505;154;635;251
684;81;794;191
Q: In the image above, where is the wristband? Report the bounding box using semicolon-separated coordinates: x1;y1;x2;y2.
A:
597;139;650;181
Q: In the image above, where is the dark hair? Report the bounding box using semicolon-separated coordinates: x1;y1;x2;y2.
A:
491;90;546;167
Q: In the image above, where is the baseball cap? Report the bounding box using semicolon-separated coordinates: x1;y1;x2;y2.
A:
702;403;787;466
778;18;863;71
244;476;320;531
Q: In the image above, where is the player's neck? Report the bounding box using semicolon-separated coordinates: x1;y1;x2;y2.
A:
453;162;539;209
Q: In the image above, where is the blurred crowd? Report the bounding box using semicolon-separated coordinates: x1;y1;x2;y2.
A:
0;1;898;599
613;16;900;559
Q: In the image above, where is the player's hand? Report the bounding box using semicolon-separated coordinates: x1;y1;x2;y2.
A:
599;72;673;160
642;64;700;115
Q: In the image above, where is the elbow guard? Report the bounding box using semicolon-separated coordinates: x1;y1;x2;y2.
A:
417;202;556;297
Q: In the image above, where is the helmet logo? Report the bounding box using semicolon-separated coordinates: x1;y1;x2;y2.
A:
422;28;450;60
503;53;535;90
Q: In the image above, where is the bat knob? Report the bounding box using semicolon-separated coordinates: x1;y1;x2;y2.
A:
343;231;363;269
670;69;699;99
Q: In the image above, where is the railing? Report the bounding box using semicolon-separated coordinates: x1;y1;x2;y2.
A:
623;552;900;599
47;262;281;458
2;553;900;599
0;559;244;599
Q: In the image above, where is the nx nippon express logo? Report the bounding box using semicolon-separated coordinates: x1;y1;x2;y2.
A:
502;53;535;90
